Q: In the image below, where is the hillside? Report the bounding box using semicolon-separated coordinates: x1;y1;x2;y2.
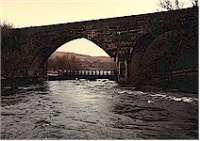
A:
48;51;117;70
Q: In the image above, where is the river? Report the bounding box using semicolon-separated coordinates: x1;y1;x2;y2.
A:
1;80;198;139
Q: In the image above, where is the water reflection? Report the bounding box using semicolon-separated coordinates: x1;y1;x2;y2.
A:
1;80;198;139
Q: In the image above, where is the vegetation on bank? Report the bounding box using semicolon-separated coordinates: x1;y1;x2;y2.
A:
1;21;23;79
1;21;14;49
48;55;82;73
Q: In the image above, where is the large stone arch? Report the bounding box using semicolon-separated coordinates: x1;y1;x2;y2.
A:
128;33;156;82
134;28;198;87
28;36;111;76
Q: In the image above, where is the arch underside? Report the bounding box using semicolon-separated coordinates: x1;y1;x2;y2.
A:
28;36;113;76
129;28;198;86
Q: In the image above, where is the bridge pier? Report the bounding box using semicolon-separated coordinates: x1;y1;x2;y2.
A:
115;48;130;83
116;60;129;83
124;59;129;82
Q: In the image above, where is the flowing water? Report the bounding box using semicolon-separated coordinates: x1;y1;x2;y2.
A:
1;80;198;139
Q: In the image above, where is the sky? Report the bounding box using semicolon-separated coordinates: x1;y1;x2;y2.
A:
0;0;193;56
56;38;109;56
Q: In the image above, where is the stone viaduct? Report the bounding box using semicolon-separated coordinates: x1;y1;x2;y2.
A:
2;7;198;92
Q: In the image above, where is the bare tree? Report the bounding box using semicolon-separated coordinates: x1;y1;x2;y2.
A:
191;0;198;7
159;0;184;10
174;0;182;9
48;55;82;73
159;0;173;10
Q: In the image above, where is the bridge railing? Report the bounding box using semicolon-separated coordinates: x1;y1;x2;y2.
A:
47;70;118;81
61;70;118;76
